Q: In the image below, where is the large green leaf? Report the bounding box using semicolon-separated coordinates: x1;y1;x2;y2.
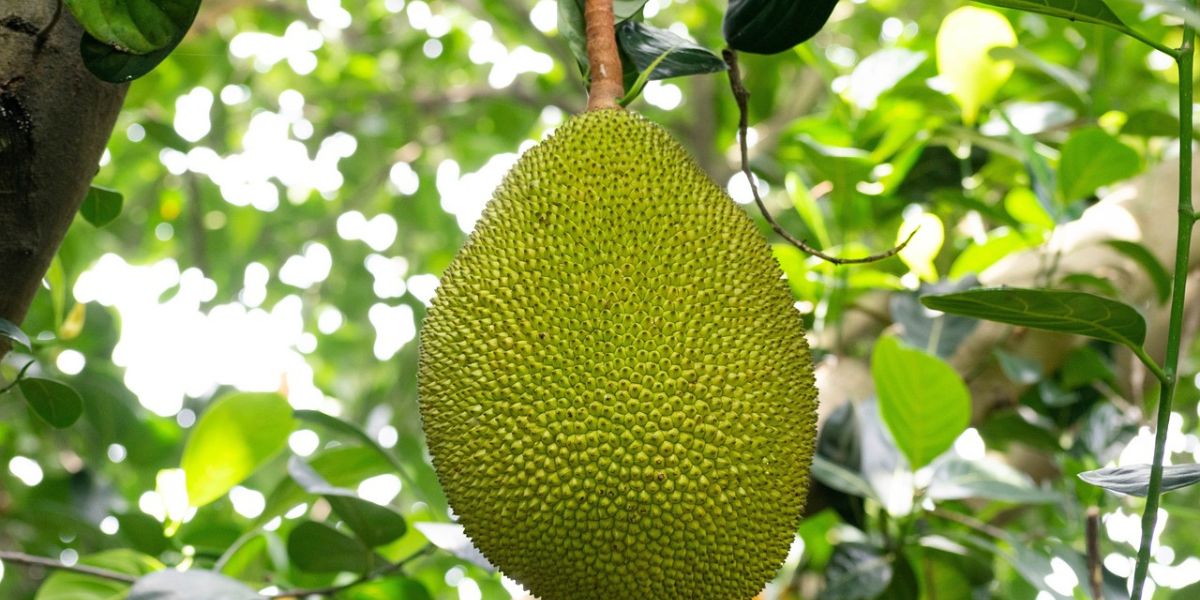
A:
127;570;260;600
64;0;195;54
77;0;201;82
1058;127;1141;201
35;549;163;600
972;0;1127;29
920;287;1147;349
19;377;84;428
723;0;839;55
181;392;294;507
871;336;971;470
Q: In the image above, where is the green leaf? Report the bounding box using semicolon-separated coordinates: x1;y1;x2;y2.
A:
723;0;839;55
19;377;84;428
64;0;196;54
920;287;1147;348
616;22;726;81
78;0;201;83
811;455;879;500
871;336;971;470
0;317;31;350
614;0;650;20
181;392;294;507
935;6;1016;124
287;520;372;573
35;549;163;600
1121;109;1180;138
1079;464;1200;497
1104;240;1172;303
128;570;260;600
1058;127;1141;201
80;186;124;228
971;0;1128;30
288;457;407;547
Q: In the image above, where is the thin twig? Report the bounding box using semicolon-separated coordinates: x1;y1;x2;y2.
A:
0;550;138;584
0;360;36;395
722;49;915;265
1086;507;1103;600
265;544;434;599
33;0;63;54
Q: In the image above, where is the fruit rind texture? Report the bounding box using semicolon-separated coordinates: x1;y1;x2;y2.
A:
419;108;818;600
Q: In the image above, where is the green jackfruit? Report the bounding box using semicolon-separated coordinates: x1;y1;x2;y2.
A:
418;108;817;600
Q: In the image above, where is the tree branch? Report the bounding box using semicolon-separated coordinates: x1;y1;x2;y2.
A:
722;49;914;265
584;0;622;110
0;550;138;584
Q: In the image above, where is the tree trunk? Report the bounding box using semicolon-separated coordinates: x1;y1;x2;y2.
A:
0;0;126;359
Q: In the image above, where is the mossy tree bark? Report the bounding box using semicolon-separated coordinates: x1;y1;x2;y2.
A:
0;0;126;360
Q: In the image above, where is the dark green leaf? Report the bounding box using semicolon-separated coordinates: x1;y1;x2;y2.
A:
871;336;971;470
287;457;407;547
0;317;31;350
921;287;1147;349
1058;127;1141;201
181;392;295;507
35;549;163;600
19;377;83;428
1104;240;1172;303
78;1;201;83
616;22;726;82
287;520;372;573
81;186;124;228
819;543;892;600
970;0;1127;29
128;570;260;600
1079;464;1200;497
723;0;839;55
65;0;197;54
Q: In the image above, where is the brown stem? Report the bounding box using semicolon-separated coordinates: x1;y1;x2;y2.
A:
584;0;622;110
1087;507;1103;600
723;49;915;265
0;550;138;584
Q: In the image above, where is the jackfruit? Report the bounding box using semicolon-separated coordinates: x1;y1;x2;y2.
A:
418;108;818;600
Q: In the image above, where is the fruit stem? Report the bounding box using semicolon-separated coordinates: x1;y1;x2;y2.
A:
585;0;623;110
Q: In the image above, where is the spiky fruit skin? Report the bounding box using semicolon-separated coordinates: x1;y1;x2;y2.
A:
418;109;817;600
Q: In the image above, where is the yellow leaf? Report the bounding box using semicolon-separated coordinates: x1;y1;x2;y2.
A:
935;6;1017;125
